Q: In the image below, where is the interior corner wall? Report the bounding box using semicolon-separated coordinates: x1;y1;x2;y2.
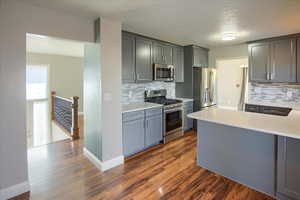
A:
0;0;94;195
100;19;123;162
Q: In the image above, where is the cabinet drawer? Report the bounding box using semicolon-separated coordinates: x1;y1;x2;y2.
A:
123;110;144;122
145;107;163;117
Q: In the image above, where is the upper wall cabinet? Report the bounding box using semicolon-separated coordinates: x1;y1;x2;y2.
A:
271;39;296;82
173;46;184;82
122;33;136;83
152;42;173;65
249;42;271;82
135;37;153;82
249;38;297;83
193;46;209;67
121;31;185;83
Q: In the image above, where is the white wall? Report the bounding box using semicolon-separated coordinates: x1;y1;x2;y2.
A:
209;44;249;109
209;44;248;67
27;53;84;112
0;0;94;198
216;58;248;109
100;19;123;162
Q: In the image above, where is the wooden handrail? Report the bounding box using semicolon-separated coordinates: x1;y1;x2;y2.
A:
51;91;80;140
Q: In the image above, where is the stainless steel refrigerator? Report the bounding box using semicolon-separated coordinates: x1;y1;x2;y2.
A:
193;67;217;111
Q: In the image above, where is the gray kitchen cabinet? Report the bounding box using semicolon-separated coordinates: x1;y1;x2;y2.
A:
249;42;270;82
152;42;173;65
249;38;297;83
153;42;164;64
183;101;194;131
145;114;163;147
136;37;153;82
122;33;136;83
173;46;184;82
297;38;300;82
277;136;300;200
122;117;145;157
193;46;209;67
123;107;163;157
270;38;296;83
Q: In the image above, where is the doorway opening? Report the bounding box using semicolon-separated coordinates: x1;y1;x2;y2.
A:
26;33;85;148
216;58;248;110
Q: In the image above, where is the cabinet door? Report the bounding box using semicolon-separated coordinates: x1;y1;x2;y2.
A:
249;43;270;82
122;33;136;83
193;46;208;67
298;39;300;82
270;39;296;83
153;42;164;64
136;37;153;82
163;45;173;65
277;136;300;200
187;109;194;130
123;118;145;157
173;46;184;82
145;114;163;147
199;48;208;67
193;47;201;67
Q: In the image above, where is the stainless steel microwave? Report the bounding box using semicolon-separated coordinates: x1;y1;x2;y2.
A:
153;64;175;81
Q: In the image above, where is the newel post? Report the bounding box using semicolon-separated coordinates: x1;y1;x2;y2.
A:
71;96;80;140
51;91;56;120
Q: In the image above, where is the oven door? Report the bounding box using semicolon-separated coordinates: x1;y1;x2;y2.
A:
164;108;182;136
154;64;174;81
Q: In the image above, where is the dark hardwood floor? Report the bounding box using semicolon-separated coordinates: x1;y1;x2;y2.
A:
12;129;274;200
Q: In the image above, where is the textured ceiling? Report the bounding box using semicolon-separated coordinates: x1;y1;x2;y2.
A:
22;0;300;47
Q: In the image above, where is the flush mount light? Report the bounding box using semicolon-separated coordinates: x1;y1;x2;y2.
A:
222;33;236;41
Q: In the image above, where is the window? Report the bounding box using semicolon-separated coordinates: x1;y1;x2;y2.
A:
26;65;48;100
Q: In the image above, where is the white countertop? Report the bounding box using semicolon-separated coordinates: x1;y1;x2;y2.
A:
188;107;300;140
122;102;162;113
176;97;194;103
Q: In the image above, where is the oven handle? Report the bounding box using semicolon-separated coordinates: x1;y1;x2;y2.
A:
164;108;183;114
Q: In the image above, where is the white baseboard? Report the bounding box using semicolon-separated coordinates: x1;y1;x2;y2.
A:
83;148;124;172
101;155;124;171
0;181;30;200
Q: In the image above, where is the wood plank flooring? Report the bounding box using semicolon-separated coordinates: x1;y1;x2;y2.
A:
12;131;274;200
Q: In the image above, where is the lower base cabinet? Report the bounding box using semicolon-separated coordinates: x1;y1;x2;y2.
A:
183;101;194;131
277;136;300;200
123;107;163;157
123;118;145;156
145;114;163;147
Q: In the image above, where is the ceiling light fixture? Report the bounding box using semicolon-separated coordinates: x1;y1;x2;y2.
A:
222;33;236;41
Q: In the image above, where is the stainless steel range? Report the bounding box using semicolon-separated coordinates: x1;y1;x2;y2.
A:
145;89;183;143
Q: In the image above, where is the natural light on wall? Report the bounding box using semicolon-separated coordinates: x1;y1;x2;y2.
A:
26;65;48;100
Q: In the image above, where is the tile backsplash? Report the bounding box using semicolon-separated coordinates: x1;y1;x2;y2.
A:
122;82;176;104
247;83;300;108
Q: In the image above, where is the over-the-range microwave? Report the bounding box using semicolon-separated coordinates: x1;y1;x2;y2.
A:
153;64;175;82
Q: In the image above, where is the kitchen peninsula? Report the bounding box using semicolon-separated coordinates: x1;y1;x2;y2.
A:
188;108;300;200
